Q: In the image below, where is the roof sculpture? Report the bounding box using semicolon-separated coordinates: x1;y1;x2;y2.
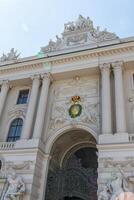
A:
0;48;20;63
41;15;119;53
0;15;119;62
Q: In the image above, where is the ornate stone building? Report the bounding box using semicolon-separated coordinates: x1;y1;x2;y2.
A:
0;15;134;200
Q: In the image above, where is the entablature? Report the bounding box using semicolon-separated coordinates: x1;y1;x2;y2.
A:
0;40;134;82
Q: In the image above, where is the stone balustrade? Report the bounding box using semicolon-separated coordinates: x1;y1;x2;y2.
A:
129;134;134;142
0;142;15;150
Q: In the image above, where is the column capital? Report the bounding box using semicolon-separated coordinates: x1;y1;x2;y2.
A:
112;61;124;71
0;79;9;85
0;80;11;89
30;74;40;81
100;63;111;72
41;73;53;82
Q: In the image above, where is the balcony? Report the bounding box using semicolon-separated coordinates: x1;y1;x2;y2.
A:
0;142;16;150
129;134;134;143
0;139;41;151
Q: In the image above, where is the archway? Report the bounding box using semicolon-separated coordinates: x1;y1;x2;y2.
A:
45;129;98;200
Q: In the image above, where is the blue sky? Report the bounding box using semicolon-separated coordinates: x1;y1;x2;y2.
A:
0;0;134;57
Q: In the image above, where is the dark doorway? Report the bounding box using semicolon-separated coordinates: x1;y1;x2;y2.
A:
64;196;83;200
45;147;98;200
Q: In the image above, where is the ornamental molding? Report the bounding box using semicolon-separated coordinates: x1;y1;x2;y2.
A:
100;63;111;72
98;157;134;169
50;45;134;66
0;45;133;76
8;106;27;120
5;160;34;171
0;62;43;75
41;15;119;53
48;77;100;135
0;160;34;178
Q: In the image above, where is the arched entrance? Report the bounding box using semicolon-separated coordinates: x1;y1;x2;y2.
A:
45;129;98;200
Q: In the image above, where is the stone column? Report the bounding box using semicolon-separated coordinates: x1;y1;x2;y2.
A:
112;61;127;133
22;75;40;139
33;73;51;139
0;80;10;119
40;154;51;200
100;63;112;134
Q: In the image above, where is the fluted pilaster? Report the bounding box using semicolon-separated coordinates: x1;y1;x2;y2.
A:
33;73;51;139
0;80;10;119
100;63;112;134
112;61;127;133
22;75;40;139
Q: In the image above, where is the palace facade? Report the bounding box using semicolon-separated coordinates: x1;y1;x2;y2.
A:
0;15;134;200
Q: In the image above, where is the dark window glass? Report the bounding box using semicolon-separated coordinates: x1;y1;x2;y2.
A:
7;118;23;142
0;160;2;170
17;90;29;104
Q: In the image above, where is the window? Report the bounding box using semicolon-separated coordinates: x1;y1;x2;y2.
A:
17;89;29;104
0;160;2;170
7;118;23;142
133;74;134;86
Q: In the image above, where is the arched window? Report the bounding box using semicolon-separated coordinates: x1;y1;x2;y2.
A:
7;118;23;142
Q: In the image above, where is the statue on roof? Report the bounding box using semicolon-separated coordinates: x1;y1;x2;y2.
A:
64;15;94;32
64;21;75;32
0;48;20;62
0;53;7;62
7;48;20;61
41;15;119;53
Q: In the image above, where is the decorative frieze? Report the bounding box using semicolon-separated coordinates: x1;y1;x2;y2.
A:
48;77;100;134
5;161;34;171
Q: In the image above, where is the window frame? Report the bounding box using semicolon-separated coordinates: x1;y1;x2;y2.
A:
6;118;23;142
16;89;29;105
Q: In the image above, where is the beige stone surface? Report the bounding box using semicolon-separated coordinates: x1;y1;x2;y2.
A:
0;15;134;200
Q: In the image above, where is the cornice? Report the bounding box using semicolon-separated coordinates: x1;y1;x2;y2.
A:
0;41;134;76
0;63;43;75
50;44;134;66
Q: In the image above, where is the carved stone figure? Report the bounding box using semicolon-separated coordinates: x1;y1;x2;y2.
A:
0;53;7;62
56;35;62;44
0;48;20;62
41;15;119;53
7;48;20;60
82;103;99;125
3;172;25;200
64;21;75;32
91;27;117;42
64;15;94;32
48;40;56;49
75;15;86;29
86;17;94;30
50;105;67;129
107;168;134;200
107;172;124;200
98;185;110;200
